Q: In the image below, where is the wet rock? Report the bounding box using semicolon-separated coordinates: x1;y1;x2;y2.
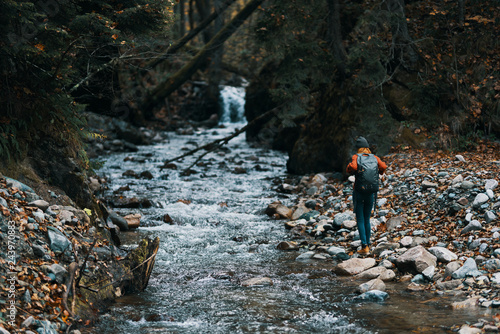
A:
139;171;154;180
452;296;481;309
436;279;462;290
428;247;458;263
108;210;129;231
354;290;389;302
296;251;315;261
335;258;376;276
265;201;293;219
241;277;273;287
326;246;345;256
111;196;153;208
355;266;395;281
357;278;386;293
291;205;310;220
277;241;299;251
394;245;437;275
124;213;141;229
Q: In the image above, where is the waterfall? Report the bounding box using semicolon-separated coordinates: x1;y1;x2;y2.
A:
219;85;246;124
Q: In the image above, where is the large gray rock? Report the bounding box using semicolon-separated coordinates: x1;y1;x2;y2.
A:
356;278;386;293
355;266;395;281
394;245;437;275
461;220;482;234
28;200;50;211
335;258;376;276
445;261;462;277
428;247;458;263
452;258;480;279
354;290;389;302
49;264;68;284
47;226;72;253
333;211;355;228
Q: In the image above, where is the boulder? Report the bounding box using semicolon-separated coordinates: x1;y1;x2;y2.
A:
335;258;376;276
355;266;395;281
354;290;389;302
356;278;386;293
452;258;480;279
394;245;437;275
428;246;458;263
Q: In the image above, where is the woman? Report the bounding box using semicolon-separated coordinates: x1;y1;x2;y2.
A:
346;136;387;255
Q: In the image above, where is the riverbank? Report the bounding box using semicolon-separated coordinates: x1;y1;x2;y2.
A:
269;145;500;333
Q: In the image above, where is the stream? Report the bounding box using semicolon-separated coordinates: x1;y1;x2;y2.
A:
91;86;488;334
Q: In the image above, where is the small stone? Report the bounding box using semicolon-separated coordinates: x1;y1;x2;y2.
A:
354;290;389;302
461;220;482;234
295;251;315;261
473;193;490;208
485;179;499;190
457;197;469;206
241;277;273;287
452;258;478;279
356;278;386;293
422;180;438;189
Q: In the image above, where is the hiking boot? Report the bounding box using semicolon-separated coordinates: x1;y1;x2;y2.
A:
357;245;370;255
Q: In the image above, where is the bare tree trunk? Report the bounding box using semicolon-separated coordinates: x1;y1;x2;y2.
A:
387;0;418;66
206;0;225;117
189;0;195;31
144;0;237;71
140;0;264;118
326;0;346;78
179;0;186;37
196;0;213;43
458;0;464;26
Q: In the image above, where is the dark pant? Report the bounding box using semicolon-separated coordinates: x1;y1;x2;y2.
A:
353;190;375;246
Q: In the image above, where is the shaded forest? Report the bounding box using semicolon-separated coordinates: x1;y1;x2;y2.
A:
0;0;499;181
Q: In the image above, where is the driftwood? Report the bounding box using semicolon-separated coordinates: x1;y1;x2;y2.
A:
160;105;281;172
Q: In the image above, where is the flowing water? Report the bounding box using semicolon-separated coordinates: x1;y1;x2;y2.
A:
91;87;489;334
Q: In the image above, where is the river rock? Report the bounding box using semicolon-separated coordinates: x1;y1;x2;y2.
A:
241;277;273;287
342;220;357;229
124;213;141;229
445;261;462;277
452;258;479;279
354;290;389;302
333;211;355;228
326;246;345;256
335;258;376;276
452;296;481;309
386;216;407;231
28;200;50;211
394;245;437;275
277;241;299;251
108;210;129;231
356;278;386;293
485;179;498;190
355;266;395;281
291;205;310;220
400;236;413;247
461;220;483;234
422;265;435;280
372;243;400;256
47;226;72;254
422;180;438;189
48;264;68;284
428;246;458;263
436;279;462;290
296;251;315;261
472;193;489;208
485;211;496;223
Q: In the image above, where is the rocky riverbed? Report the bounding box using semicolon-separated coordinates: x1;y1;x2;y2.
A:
268;147;500;334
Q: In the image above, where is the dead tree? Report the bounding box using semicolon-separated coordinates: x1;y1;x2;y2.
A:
140;0;264;119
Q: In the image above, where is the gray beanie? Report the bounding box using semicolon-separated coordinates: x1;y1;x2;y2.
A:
355;136;369;149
